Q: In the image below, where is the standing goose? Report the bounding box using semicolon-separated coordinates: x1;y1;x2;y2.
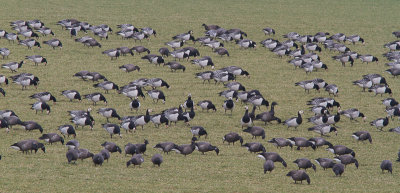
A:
196;71;214;84
11;140;46;154
21;121;43;133
287;137;316;151
129;97;140;112
222;97;235;114
70;115;94;130
172;30;195;42
147;78;170;89
3;115;23;130
268;138;293;149
326;112;341;125
308;110;328;125
368;85;392;97
370;117;389;131
2;61;24;72
334;155;359;169
150;114;168;128
283;110;303;129
119;64;140;73
92;153;104;166
78;149;94;161
172;137;197;156
255;102;281;125
340;108;366;121
382;98;398;107
0;48;10;59
308;137;333;148
332;54;354;67
39;133;64;145
93;81;119;93
100;149;110;162
154;142;177;154
25;55;47;66
134;139;149;155
102;49;120;60
222;132;243;145
102;123;121;138
158;47;170;57
31;101;51;114
242;142;266;153
263;160;274;174
191;56;214;69
151;154;163;167
295;80;320;93
332;163;345;176
29;92;57;103
247;95;269;110
243;126;265;139
61;90;81;102
65;139;79;150
380;160;393;174
182;94;194;111
352;131;372;143
257;152;287;167
286;170;310;184
308;124;337;136
195;142;219;155
293;158;316;172
182;106;195;124
241;106;252;128
101;142;122;154
359;55;378;64
97;108;120;122
191;126;208;139
127;154;144;168
66;149;79;163
325;84;339;96
315;158;335;170
132;109;152;130
43;39;62;49
19;39;41;49
124;143;137;156
197;100;216;112
83;93;107;105
326;145;356;157
147;90;166;103
262;27;275;35
58;125;76;138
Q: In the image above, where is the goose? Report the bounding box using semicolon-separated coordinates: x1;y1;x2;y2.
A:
0;30;6;38
82;39;101;48
163;106;187;126
224;82;245;91
202;24;221;31
346;35;364;44
287;137;316;151
70;115;94;130
286;170;310;184
0;48;10;59
242;142;266;153
340;108;366;121
220;66;250;78
25;55;47;66
29;92;56;103
257;152;287;168
195;71;214;84
172;137;197;156
332;163;345;176
182;94;194;111
172;30;195;42
236;39;256;49
325;84;338;96
65;139;79;150
194;141;219;155
241;106;252;128
92;153;104;166
131;139;148;154
66;149;79;163
164;61;185;72
288;58;305;68
214;47;229;57
219;90;238;100
78;149;94;161
5;33;19;43
83;93;107;105
27;19;44;29
58;125;76;138
315;158;335;170
158;47;170;57
0;110;17;119
182;106;195;124
329;33;346;42
21;121;43;133
300;62;314;74
221;97;235;114
293;158;316;172
147;90;165;103
191;56;214;69
326;111;341;125
267;138;293;149
119;85;145;99
197;100;216;112
3;115;23;130
284;110;303;129
307;97;340;109
68;108;92;118
326;145;355;157
102;123;121;138
150;114;168;128
213;71;235;84
381;160;393;174
362;74;387;85
389;127;400;134
310;105;329;116
101;142;122;154
385;68;400;77
2;61;24;72
331;43;350;52
61;90;81;102
39;133;64;145
334;155;359;169
37;27;54;36
132;109;152;130
243;126;265;139
283;32;300;40
295;80;320;93
392;31;400;38
170;49;189;61
97;108;120;121
43;39;62;49
353;78;373;92
11;140;46;154
129;98;140;112
332;54;354;67
370;117;389;131
183;47;200;58
308;137;333;148
311;60;328;71
100;149;110;162
31;101;50;114
119;64;140;73
165;40;184;50
352;131;372;143
262;27;275;35
308;124;337;136
120;119;136;133
13;76;39;90
369;85;392;97
190;126;207;138
102;49;120;60
131;46;150;55
153;142;177;154
247;95;269;109
127;154;144;168
272;46;290;57
116;47;134;56
81;72;108;82
303;43;321;53
151;154;163;167
204;40;224;49
223;132;243;145
124;143;137;156
384;41;400;51
359;55;378;64
263;160;274;174
19;39;41;49
141;27;156;37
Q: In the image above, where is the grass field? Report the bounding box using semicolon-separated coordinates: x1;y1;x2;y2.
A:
0;0;399;192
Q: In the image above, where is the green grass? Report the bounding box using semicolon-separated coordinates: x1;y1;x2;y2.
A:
0;0;399;192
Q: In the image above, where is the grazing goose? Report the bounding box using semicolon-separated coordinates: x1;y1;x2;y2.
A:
11;140;46;154
158;47;170;57
65;139;80;150
37;27;54;36
172;137;197;156
97;108;120;121
346;35;364;44
310;105;329;116
288;57;303;68
0;110;16;119
154;142;177;154
197;100;216;112
151;154;163;167
381;160;393;174
78;149;94;161
102;49;120;60
164;61;185;72
149;114;168;128
308;137;332;148
3;115;23;130
286;170;310;184
363;74;387;85
202;24;221;31
170;49;189;61
284;110;303;129
214;47;229;57
29;92;56;103
308;124;337;136
172;31;195;42
83;93;107;105
21;121;43;133
43;39;62;49
242;142;266;153
127;154;144;168
196;71;214;84
147;90;165;103
268;138;293;149
243;126;265;139
58;125;76;138
300;62;314;74
39;133;64;145
92;153;104;166
255;102;281;125
352;131;372;143
224;82;245;91
165;40;184;50
141;27;156;37
315;158;335;170
311;60;328;71
0;48;10;59
332;163;345;176
368;85;392;97
295;80;320;93
353;78;373;92
340;108;366;121
385;68;400;77
102;123;121;138
31;101;51;114
241;106;253;128
5;33;19;43
25;55;47;66
163;106;187;126
191;126;208;138
195;142;219;155
332;54;354;67
204;40;224;49
124;143;137;156
70;115;94;130
325;84;338;96
389;127;400;134
236;39;256;49
101;142;122;154
61;90;81;102
119;64;140;73
19;39;41;49
66;149;79;164
222;97;235;114
359;55;378;64
223;132;243;145
262;27;275;35
82;72;108;82
293;158;316;172
120;119;136;133
119;85;145;99
116;47;134;56
131;46;150;55
307;97;340;109
191;56;214;69
182;106;195;123
327;145;355;157
213;71;235;84
100;149;111;162
257;152;287;167
263;160;274;173
247;95;269;109
287;137;316;151
83;39;102;48
303;43;321;53
370;117;389;131
334;155;359;169
2;61;24;72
